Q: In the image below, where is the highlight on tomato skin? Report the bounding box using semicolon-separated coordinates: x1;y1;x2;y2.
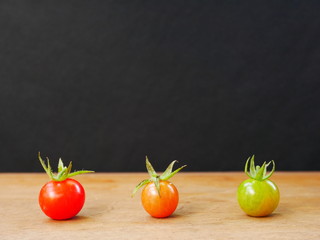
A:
38;152;94;220
237;155;280;217
132;156;186;218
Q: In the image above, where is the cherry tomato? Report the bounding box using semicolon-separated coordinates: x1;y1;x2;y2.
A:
38;152;93;220
237;155;280;217
39;178;85;220
141;180;179;218
132;157;186;218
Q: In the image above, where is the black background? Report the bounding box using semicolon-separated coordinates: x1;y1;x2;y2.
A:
1;1;320;172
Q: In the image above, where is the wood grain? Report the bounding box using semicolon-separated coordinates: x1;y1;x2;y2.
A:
0;172;319;240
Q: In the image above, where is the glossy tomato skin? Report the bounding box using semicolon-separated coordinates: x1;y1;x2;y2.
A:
141;180;179;218
237;178;280;217
39;178;85;220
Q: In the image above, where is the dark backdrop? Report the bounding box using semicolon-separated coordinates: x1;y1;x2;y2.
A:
1;1;320;172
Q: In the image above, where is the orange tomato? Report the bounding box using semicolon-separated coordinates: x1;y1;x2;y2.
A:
132;157;186;218
141;180;179;218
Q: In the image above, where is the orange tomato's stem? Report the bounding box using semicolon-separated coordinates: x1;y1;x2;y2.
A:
131;156;186;197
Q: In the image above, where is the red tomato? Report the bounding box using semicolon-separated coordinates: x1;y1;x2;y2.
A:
39;178;85;220
141;180;179;218
38;153;93;220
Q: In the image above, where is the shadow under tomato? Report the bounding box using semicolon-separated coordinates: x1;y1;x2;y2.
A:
45;215;91;222
146;213;184;220
247;212;282;219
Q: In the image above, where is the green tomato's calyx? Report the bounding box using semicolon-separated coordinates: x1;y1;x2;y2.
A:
38;152;94;181
244;155;275;181
131;156;186;197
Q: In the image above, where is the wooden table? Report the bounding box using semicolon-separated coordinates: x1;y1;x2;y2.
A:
0;172;319;240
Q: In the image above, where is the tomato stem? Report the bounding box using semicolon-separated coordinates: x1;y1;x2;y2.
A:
38;152;94;181
244;155;275;181
131;156;186;197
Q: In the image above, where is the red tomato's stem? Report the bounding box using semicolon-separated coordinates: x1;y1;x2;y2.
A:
38;152;94;181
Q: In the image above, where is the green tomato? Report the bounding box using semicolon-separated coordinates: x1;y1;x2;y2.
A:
237;155;280;217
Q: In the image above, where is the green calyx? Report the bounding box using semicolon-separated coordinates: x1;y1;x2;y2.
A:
38;152;94;181
131;156;186;197
244;155;275;181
